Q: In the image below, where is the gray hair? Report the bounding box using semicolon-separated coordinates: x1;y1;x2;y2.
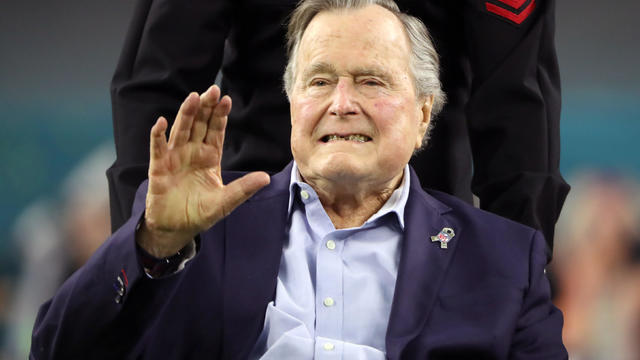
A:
283;0;446;118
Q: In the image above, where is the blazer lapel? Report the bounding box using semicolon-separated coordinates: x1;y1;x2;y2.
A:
221;163;293;359
385;168;459;359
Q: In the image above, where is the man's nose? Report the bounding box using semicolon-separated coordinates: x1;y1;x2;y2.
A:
328;79;359;117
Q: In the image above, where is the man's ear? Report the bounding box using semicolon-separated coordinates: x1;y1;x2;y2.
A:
416;95;434;149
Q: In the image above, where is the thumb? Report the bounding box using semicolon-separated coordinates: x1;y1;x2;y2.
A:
220;171;271;217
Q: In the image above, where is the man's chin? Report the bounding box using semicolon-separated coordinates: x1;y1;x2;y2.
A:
313;159;369;182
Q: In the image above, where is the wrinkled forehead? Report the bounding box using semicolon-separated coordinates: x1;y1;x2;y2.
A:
296;5;412;71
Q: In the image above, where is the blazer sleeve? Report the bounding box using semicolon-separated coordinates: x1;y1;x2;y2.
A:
107;0;232;232
463;0;570;261
31;183;152;358
509;230;567;359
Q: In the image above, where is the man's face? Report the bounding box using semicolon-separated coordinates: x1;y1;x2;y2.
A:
290;5;432;188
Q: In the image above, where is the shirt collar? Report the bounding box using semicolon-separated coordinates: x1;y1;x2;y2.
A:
287;161;410;229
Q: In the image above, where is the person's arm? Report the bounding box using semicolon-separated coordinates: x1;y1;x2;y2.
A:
464;0;569;261
31;88;270;358
509;230;567;358
108;0;232;232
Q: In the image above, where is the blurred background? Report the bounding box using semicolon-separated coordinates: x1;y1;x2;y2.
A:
0;0;638;358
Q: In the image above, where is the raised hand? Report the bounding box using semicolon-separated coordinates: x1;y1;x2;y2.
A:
137;85;270;258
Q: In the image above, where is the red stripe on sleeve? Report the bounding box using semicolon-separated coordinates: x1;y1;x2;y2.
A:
121;268;129;286
486;0;535;24
495;0;528;9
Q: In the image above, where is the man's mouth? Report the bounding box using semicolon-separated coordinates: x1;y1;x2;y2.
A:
321;134;372;143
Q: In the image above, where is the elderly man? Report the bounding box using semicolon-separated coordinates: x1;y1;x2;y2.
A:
32;0;566;358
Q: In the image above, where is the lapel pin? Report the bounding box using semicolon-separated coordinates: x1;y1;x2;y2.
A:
431;227;455;249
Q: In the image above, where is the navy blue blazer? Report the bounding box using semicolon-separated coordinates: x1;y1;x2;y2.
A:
32;163;566;359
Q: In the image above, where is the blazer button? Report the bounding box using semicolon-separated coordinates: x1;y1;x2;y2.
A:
114;271;127;303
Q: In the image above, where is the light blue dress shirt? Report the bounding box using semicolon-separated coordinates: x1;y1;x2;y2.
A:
250;162;410;359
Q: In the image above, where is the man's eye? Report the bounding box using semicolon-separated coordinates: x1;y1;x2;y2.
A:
363;79;381;86
311;79;328;86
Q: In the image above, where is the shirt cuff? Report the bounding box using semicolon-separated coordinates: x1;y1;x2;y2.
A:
136;237;198;279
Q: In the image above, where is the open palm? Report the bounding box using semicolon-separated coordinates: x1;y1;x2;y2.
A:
140;85;270;257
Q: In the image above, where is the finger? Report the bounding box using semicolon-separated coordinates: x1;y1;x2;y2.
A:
219;171;271;218
168;92;199;148
190;85;221;143
204;95;232;147
148;117;170;183
150;116;169;161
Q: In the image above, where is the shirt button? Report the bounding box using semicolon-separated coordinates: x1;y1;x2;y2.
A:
323;297;335;307
326;240;336;250
300;190;310;200
323;343;335;351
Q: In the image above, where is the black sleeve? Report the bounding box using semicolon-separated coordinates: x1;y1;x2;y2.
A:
108;0;232;232
463;0;570;260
